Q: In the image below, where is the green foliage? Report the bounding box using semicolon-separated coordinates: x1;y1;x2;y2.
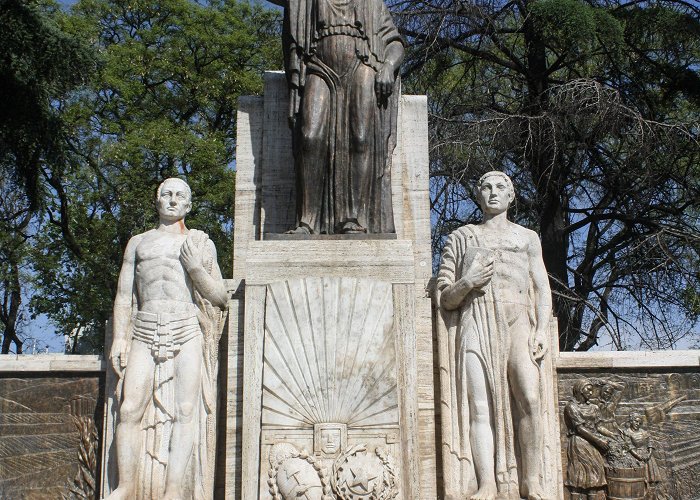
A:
396;0;700;350
0;0;97;353
27;0;281;348
0;0;96;207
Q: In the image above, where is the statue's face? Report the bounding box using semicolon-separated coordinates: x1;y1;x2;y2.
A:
601;386;614;400
314;423;346;457
630;415;642;430
478;175;513;215
581;383;595;401
157;179;191;221
320;428;341;455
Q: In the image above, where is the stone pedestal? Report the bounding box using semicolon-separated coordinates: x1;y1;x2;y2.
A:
227;72;435;499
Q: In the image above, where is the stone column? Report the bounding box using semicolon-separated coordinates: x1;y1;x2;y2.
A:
226;72;435;499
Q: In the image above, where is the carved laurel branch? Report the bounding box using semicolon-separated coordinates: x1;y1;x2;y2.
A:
62;415;98;500
374;447;399;500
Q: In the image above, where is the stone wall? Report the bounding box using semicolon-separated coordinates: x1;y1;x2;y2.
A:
0;355;105;499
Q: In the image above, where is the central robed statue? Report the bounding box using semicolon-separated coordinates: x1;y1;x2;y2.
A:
269;0;405;235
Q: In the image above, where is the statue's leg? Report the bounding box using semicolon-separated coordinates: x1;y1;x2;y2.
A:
163;335;203;499
345;63;376;232
107;340;154;499
507;315;545;500
462;351;498;500
296;74;331;234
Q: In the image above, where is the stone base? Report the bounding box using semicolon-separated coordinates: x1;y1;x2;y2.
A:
241;241;420;499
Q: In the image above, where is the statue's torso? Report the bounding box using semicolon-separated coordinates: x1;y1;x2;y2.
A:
470;225;531;320
312;0;372;73
134;230;194;313
476;224;530;294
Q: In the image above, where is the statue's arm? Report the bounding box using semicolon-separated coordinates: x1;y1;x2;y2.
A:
566;403;610;452
111;235;140;377
528;230;553;358
437;234;471;311
383;41;404;75
608;381;626;407
181;237;228;309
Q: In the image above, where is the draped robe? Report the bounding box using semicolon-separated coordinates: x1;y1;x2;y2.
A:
282;0;402;233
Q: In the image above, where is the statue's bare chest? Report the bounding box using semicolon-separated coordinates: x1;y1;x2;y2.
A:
135;232;187;268
473;228;528;260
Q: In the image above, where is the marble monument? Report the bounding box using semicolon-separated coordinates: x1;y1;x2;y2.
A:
436;171;556;500
106;178;228;500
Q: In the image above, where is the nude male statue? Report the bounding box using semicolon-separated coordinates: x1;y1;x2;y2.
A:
107;178;228;500
437;171;553;500
269;0;404;234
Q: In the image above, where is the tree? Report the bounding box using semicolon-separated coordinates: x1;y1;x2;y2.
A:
393;0;700;350
0;0;96;353
28;0;281;350
0;172;31;354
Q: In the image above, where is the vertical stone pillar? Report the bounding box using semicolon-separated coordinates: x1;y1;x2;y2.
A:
225;72;436;499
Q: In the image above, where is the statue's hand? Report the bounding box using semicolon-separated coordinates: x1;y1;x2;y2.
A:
530;330;548;361
180;233;204;273
375;64;395;103
110;337;128;378
461;254;494;290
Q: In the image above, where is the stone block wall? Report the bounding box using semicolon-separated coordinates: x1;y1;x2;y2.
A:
0;355;105;499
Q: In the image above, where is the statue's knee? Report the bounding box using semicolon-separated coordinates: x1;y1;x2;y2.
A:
519;392;540;416
471;401;491;423
351;126;370;152
119;400;144;423
300;127;325;153
176;402;195;423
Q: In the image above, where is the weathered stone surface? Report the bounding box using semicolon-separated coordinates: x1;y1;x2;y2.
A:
258;277;402;499
0;354;104;372
0;374;103;500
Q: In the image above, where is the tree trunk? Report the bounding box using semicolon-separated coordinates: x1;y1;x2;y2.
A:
522;1;577;350
1;263;23;354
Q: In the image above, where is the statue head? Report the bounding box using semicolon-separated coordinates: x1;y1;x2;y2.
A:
572;378;596;403
476;171;514;216
628;412;643;430
314;423;346;457
600;383;615;401
268;442;299;468
156;177;192;222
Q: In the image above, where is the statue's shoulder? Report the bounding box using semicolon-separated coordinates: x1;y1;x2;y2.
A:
126;229;155;247
510;222;540;243
188;228;214;247
449;224;478;240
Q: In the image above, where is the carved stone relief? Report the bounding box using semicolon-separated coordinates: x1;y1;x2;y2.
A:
559;372;700;500
260;277;401;499
0;376;103;499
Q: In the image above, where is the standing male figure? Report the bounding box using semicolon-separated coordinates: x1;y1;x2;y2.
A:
107;178;228;500
269;0;404;234
437;171;553;499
